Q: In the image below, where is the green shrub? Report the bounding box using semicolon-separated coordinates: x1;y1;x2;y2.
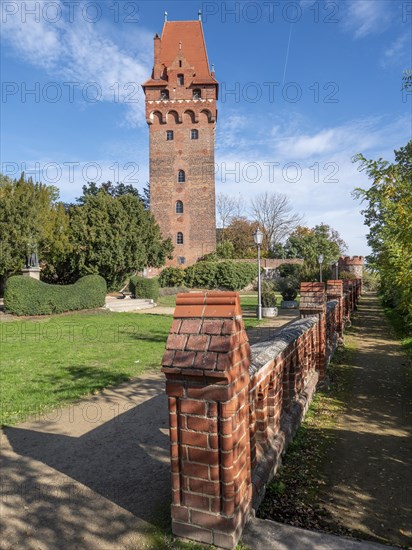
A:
184;260;257;291
159;286;189;296
129;276;159;300
262;290;278;308
279;276;299;301
159;267;186;288
4;275;106;316
185;262;219;289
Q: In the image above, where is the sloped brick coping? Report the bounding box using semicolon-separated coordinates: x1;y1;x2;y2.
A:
248;317;320;510
161;285;360;549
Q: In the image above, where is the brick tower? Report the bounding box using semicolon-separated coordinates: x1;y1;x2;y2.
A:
143;16;218;267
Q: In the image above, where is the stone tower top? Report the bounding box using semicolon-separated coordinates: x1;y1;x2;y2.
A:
143;20;218;88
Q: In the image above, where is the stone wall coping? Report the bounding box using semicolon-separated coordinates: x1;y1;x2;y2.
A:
249;316;318;376
326;300;338;313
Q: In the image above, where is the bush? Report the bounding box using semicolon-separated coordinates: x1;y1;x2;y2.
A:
185;262;219;289
159;286;189;296
261;289;278;308
129;276;159;300
158;267;186;288
362;269;379;292
4;275;106;316
184;261;257;291
279;276;299;301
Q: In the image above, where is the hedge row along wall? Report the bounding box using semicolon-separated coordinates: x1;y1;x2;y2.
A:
4;275;107;315
159;261;258;291
161;279;362;548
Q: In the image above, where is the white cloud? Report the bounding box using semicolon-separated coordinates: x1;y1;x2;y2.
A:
381;32;411;68
343;0;392;39
2;0;152;126
215;113;410;256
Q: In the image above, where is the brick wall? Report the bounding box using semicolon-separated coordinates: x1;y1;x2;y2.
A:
162;280;360;548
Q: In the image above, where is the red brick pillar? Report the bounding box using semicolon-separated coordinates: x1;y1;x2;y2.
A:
299;282;326;379
326;280;344;338
162;291;252;549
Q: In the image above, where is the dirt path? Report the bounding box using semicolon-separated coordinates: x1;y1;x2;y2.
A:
320;293;412;548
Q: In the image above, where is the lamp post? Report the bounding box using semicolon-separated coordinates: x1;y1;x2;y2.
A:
254;228;264;320
334;260;339;279
318;254;324;283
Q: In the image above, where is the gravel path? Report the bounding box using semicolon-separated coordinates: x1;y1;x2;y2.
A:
320;293;412;548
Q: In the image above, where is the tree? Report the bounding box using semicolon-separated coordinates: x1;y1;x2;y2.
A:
249;192;301;254
223;217;260;258
0;173;70;290
216;193;238;234
285;223;347;281
76;181;142;204
69;190;172;290
142;181;150;210
353;140;412;327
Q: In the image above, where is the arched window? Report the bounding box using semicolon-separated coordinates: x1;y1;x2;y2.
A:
191;129;199;140
177;74;184;86
176;200;183;214
160;89;169;100
193;88;201;99
166;130;174;140
177;232;184;245
178;170;185;183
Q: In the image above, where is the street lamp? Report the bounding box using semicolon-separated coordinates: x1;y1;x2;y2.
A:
253;228;264;320
334;260;339;279
318;254;324;283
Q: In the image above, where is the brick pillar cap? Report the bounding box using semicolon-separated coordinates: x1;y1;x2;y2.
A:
299;282;326;311
174;291;242;318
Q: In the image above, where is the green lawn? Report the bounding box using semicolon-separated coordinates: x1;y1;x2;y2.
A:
1;307;262;426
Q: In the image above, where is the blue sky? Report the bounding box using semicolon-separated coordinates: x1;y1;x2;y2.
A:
2;0;411;256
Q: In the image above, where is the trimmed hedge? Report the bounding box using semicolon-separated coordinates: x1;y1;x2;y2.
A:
129;276;159;301
159;267;186;288
160;261;258;291
4;275;106;316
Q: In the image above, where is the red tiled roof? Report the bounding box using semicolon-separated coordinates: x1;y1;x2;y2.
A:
160;20;211;77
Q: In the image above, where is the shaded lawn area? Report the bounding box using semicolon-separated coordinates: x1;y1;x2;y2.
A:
1;308;262;426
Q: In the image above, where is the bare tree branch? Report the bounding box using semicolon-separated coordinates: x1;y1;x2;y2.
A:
216;193;237;230
249;192;302;252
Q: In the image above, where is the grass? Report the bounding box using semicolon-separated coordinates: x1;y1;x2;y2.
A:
258;334;357;535
382;303;412;359
0;311;173;425
0;304;263;426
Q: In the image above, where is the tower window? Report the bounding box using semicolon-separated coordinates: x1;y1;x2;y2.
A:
193;88;201;99
179;60;182;67
166;130;174;140
160;89;169;100
178;256;186;265
178;170;185;183
176;200;183;214
177;232;184;245
191;129;199;140
177;74;184;86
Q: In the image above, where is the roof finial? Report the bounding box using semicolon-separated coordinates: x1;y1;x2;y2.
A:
198;9;202;21
211;63;215;73
164;11;168;22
